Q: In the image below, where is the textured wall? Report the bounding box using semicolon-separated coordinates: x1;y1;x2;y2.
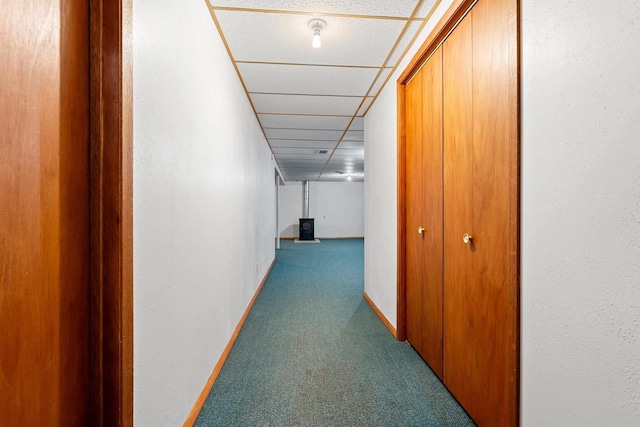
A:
133;0;276;424
365;0;640;424
278;181;364;238
363;84;400;326
521;0;640;424
364;0;454;328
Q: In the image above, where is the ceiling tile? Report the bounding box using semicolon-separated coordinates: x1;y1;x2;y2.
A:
209;0;420;18
239;63;379;96
281;168;323;176
259;114;351;130
279;168;325;175
278;157;328;164
252;93;361;116
357;97;374;116
207;1;425;183
343;130;364;142
415;0;440;19
331;158;363;164
318;174;364;182
368;68;393;98
280;170;325;179
338;140;364;149
387;20;424;65
273;147;331;155
285;174;323;182
281;167;324;175
322;164;363;176
331;147;365;158
325;162;364;177
348;117;364;131
325;174;364;183
269;139;338;149
265;128;343;140
215;11;408;66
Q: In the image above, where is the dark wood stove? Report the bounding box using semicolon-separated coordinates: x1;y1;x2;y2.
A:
299;218;314;241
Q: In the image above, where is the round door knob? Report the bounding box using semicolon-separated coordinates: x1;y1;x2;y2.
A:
418;226;425;234
463;233;472;244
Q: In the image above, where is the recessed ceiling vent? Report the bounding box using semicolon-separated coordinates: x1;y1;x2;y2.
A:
316;149;328;154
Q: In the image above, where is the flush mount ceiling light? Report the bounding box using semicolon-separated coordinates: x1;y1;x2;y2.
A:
307;18;327;49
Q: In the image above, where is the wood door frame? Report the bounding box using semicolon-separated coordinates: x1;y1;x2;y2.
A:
89;0;134;425
396;0;520;422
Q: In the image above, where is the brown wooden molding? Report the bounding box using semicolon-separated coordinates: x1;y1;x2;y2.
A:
89;0;133;425
396;80;407;342
398;0;473;85
183;258;277;426
363;292;397;339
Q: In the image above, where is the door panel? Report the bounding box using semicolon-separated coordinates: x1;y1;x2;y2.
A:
406;48;444;378
443;2;516;425
469;0;515;423
0;0;89;424
443;8;474;413
405;65;426;362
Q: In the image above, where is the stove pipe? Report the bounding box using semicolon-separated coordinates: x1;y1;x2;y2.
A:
303;180;310;218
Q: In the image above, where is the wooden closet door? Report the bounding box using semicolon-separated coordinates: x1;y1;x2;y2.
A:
443;1;517;425
0;0;90;424
405;48;444;378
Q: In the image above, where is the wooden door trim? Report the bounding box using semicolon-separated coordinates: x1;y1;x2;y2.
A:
396;0;520;424
89;0;133;425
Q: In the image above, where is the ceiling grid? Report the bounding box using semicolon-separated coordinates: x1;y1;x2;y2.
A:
207;0;441;181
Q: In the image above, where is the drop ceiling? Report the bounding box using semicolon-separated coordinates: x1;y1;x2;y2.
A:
206;0;441;182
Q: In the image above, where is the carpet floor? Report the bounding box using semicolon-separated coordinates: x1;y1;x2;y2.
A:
195;239;474;426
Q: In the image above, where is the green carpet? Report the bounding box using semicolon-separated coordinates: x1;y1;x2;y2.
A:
195;239;474;426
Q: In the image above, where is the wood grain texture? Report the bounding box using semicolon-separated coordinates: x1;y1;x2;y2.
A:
396;0;475;346
363;292;397;338
473;0;519;424
442;9;477;421
405;49;444;379
0;0;89;424
404;71;424;359
183;259;277;426
398;0;519;424
443;1;519;424
89;0;133;424
419;48;444;379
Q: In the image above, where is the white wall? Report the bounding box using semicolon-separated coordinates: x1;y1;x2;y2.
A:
279;181;364;238
365;0;640;425
279;182;302;238
364;0;454;329
520;0;640;424
133;0;276;424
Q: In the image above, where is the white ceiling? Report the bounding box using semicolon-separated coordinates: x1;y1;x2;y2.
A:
206;0;440;182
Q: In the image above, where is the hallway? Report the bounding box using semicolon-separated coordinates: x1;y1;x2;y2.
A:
194;240;473;426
